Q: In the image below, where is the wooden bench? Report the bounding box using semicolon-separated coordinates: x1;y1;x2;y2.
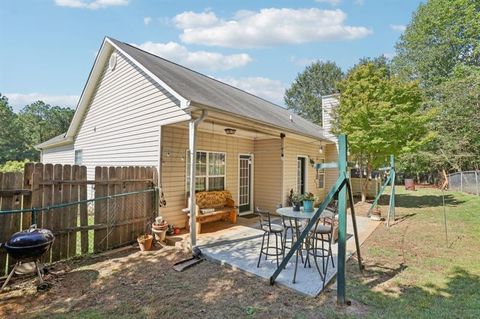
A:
186;190;237;234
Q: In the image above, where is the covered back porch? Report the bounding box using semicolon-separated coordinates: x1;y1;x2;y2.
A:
158;109;337;232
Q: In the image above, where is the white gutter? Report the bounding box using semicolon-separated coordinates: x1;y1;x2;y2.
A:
35;137;74;150
189;109;208;248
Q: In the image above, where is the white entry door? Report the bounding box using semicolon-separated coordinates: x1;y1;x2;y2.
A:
238;155;252;214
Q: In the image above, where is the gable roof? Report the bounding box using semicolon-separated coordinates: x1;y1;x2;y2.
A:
38;37;330;149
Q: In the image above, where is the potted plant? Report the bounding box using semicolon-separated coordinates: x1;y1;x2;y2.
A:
152;218;168;242
137;234;153;251
302;192;317;212
290;192;302;211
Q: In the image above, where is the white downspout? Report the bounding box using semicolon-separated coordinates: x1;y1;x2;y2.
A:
189;109;208;248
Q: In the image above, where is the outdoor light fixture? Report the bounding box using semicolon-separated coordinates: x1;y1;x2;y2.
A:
224;128;237;135
318;145;324;153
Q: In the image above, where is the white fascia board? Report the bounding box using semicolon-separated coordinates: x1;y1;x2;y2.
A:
65;38;110;139
106;38;190;109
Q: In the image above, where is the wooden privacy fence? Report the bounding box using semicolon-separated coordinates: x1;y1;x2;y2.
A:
0;163;158;277
350;177;380;199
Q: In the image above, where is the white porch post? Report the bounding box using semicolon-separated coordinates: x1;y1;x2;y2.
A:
189;110;207;248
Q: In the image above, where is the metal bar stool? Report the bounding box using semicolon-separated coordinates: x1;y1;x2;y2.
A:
304;215;336;288
282;216;305;263
256;207;284;268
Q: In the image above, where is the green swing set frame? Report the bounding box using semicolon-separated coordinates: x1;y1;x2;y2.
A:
269;134;364;305
367;155;396;227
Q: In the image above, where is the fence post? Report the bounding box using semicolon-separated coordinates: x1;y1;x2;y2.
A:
476;171;479;196
460;172;463;193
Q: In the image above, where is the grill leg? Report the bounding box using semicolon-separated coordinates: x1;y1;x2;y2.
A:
34;260;44;285
1;262;19;291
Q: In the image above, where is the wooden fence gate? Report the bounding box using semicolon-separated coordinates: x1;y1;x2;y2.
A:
0;163;158;277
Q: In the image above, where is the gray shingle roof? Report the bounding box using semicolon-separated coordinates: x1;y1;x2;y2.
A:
109;38;329;141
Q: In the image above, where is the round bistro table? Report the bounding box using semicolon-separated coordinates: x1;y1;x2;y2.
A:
276;207;317;283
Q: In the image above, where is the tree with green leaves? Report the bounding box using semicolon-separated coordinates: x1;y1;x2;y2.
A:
0;94;28;164
431;65;480;171
394;0;480;90
285;61;343;125
333;61;432;201
393;0;480;174
18;101;74;160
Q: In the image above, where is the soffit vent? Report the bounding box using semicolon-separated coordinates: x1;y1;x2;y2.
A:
109;52;117;71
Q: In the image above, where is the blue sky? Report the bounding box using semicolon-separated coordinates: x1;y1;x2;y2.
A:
0;0;423;111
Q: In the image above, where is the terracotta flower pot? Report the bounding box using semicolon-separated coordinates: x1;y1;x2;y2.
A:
137;234;153;251
152;223;168;231
153;229;166;242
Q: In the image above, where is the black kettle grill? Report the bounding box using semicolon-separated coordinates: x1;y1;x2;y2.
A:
1;225;54;292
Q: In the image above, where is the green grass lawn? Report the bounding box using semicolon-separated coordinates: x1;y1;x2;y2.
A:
347;187;480;318
2;187;479;319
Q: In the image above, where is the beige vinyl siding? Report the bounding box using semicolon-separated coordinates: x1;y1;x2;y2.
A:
74;49;189;180
282;138;326;205
160;126;254;227
254;139;283;213
41;144;75;165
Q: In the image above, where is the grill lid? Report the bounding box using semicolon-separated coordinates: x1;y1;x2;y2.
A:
5;225;54;249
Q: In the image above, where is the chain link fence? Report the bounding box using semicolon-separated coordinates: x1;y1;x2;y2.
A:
448;171;480;196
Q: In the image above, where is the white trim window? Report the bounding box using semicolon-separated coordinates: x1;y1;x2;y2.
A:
187;151;226;192
316;159;325;189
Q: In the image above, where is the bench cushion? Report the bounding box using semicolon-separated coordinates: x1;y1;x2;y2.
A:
195;190;233;209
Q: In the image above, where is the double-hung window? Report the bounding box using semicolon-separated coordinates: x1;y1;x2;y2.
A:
316;159;325;189
187;151;226;192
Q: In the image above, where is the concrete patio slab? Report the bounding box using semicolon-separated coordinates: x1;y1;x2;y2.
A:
197;215;379;297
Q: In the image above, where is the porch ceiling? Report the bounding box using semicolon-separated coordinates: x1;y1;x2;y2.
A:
170;110;330;144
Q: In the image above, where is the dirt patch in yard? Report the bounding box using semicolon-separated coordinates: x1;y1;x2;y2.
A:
0;245;368;319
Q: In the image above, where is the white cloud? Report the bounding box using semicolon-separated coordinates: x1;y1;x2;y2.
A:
390;24;406;32
290;56;318;67
132;41;252;71
54;0;128;10
354;0;365;5
174;11;219;29
5;93;79;112
217;77;286;105
315;0;341;6
144;16;152;25
174;8;372;48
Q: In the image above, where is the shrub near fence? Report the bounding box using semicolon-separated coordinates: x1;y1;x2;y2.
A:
0;163;158;277
448;171;480;196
